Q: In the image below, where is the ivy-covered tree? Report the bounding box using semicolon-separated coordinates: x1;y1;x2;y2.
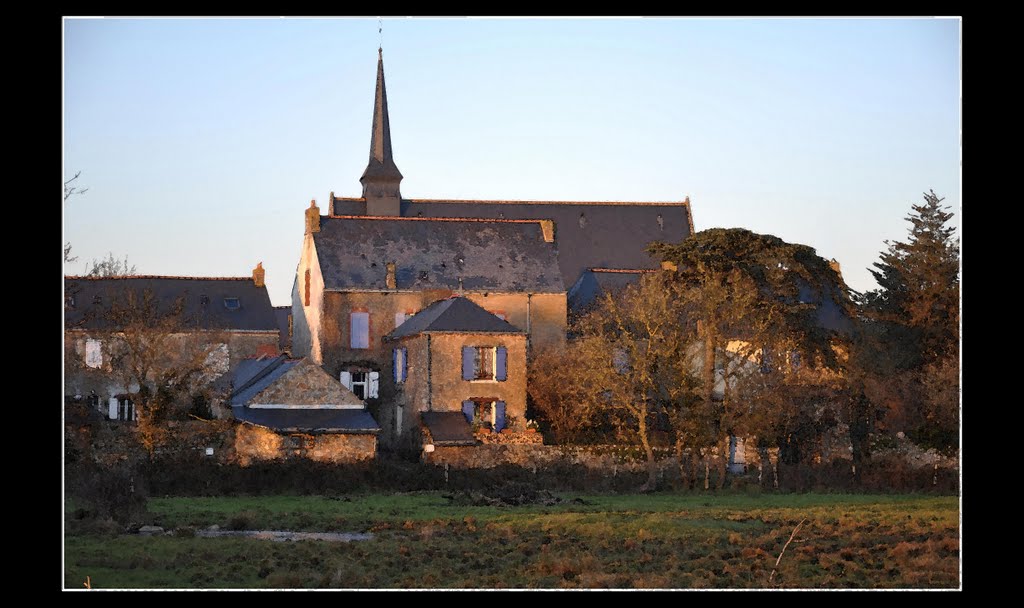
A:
857;191;960;453
650;228;856;476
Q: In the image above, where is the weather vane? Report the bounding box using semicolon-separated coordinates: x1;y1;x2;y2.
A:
378;17;383;51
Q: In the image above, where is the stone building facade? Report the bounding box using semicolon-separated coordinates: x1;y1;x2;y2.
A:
64;267;280;421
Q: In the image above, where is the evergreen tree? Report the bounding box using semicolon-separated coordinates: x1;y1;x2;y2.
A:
857;190;960;453
862;190;960;363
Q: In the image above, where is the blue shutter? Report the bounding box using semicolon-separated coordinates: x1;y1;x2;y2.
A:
462;400;475;424
392;348;399;382
462;347;475;381
402;347;409;383
495;346;507;381
494;401;506;433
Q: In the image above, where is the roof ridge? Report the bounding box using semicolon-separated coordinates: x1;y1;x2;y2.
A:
65;275;254;281
330;196;690;206
589;268;658;274
325;215;548;225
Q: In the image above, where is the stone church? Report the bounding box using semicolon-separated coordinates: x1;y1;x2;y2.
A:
291;49;695;451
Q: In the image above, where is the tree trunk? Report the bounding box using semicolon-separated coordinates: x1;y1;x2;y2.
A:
716;435;728;490
675;438;688;489
638;413;658;492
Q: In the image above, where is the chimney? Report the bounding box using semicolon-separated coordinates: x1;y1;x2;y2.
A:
660;260;678;272
328;191;335;216
252;262;265;288
539;219;555;243
386;262;396;289
305;199;320;234
828;259;843;280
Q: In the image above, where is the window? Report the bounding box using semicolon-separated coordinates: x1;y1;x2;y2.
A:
393;347;408;383
350;312;370;349
304;269;311;306
65;294;75;309
462;346;507;382
85;339;102;369
461;399;507;433
283;434;315;451
341;370;379;400
200;294;209;307
223;297;240;311
108;396;135;422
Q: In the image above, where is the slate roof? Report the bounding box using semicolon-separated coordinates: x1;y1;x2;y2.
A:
312;216;563;293
385;296;524;340
330;197;693;288
228;356;300;406
421;411;477;446
232;407;380;434
567;268;656;313
227;356;366;408
64;276;277;332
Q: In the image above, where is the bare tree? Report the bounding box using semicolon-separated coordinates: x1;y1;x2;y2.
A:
93;288;228;455
86;252;137;277
63;171;88;264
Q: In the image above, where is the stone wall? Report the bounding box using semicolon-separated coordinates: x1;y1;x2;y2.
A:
233;424;376;466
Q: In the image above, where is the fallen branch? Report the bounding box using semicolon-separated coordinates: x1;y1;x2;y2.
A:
769;518;807;584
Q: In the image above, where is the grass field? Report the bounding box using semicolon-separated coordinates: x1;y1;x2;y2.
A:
64;492;959;589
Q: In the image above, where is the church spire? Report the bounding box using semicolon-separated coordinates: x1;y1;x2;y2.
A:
360;47;403;215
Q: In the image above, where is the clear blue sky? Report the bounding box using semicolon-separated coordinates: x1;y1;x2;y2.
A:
63;17;961;306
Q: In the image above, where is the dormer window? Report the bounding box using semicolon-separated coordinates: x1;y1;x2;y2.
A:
200;295;210;307
65;294;75;309
93;295;102;304
223;297;240;311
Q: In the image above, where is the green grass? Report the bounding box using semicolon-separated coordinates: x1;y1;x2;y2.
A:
65;492;959;589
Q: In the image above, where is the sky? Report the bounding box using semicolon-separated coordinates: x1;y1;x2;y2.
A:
63;17;961;307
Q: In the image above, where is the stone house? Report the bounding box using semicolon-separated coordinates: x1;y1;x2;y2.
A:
380;296;529;452
228;355;380;465
64;265;279;421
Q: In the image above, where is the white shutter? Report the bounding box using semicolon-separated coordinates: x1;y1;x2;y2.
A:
340;371;352;391
108;397;119;420
368;371;380;399
86;339;102;369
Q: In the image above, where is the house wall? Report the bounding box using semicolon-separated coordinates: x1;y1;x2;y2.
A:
233;424;376;466
292;233;326;363
65;330;276;415
385;332;528;449
227;332;280;368
463;292;566;350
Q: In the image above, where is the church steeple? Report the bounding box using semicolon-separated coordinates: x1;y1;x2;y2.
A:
360;48;403;216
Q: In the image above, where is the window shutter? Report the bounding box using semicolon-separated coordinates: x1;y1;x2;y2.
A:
350;312;370;349
393;348;399;383
495;346;507;381
462;347;475;381
368;371;380;398
340;371;352;391
402;347;409;383
108;397;119;420
462;400;475;424
494;401;506;433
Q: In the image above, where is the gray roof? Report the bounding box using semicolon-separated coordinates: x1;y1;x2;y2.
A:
64;276;277;332
228;356;301;406
567;269;654;313
312;216;563;293
385;297;524;340
421;411;476;446
233;407;380;434
331;197;693;288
